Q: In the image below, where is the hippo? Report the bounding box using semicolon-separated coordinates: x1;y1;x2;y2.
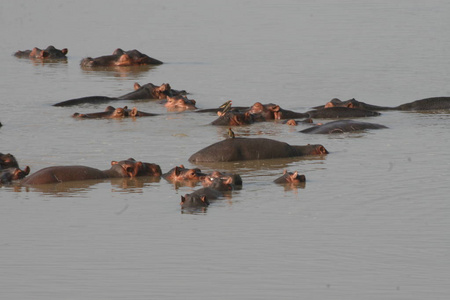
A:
14;45;68;59
180;177;233;210
53;82;187;107
72;106;158;119
0;153;20;169
306;107;381;118
80;48;162;67
211;111;256;126
164;95;197;111
162;165;207;183
273;170;306;184
300;120;388;134
316;97;450;111
1;167;31;184
21;158;161;185
188;138;328;163
248;102;309;120
200;171;243;189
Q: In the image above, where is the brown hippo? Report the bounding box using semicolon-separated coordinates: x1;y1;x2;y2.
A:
72;106;158;119
1;167;31;184
164;95;197;111
248;102;309;120
202;171;243;188
14;45;68;59
188;138;328;163
316;97;450;111
300;120;388;134
53;82;187;107
162;165;207;183
273;170;306;184
21;159;161;185
80;48;162;67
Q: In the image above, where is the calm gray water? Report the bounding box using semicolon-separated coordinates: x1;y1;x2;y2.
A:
1;1;449;299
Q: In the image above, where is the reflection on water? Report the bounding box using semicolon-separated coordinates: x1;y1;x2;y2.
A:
80;64;159;78
10;176;160;197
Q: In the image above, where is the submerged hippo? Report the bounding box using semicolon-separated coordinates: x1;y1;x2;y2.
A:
14;45;68;59
72;106;158;119
316;97;450;111
53;82;187;107
164;95;197;111
273;170;306;184
21;158;161;185
162;165;207;183
80;48;162;67
180;177;233;210
188;138;328;162
300;120;388;134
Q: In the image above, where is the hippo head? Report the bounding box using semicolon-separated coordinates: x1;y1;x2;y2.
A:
110;159;145;177
180;194;210;209
165;95;197;111
283;170;306;184
0;153;19;169
201;176;233;191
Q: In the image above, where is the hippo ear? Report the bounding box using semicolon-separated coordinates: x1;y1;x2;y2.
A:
200;196;207;203
317;146;328;154
134;82;141;90
23;166;30;175
105;106;115;111
191;99;196;105
283;169;287;175
179;164;185;169
180;196;186;204
223;176;233;185
291;171;298;179
174;166;182;176
127;161;143;177
111;161;119;165
269;105;280;112
61;48;68;55
346;103;355;108
130;107;138;117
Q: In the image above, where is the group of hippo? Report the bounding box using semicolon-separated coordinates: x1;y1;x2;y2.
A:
7;45;450;211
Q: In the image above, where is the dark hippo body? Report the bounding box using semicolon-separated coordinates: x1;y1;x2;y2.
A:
316;97;450;111
188;138;328;163
73;106;158;119
14;45;68;59
306;107;381;118
53;82;187;107
21;159;161;185
300;120;388;134
80;48;162;67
